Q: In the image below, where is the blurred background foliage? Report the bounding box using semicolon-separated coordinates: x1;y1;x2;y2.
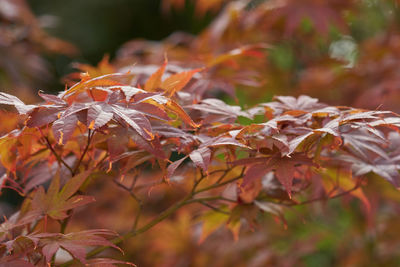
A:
27;0;215;90
2;0;400;266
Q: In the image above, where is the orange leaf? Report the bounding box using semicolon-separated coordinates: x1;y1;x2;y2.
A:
144;59;168;92
60;74;125;103
161;68;203;96
166;100;200;128
87;88;109;101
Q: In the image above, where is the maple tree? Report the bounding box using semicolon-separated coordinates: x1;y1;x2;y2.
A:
1;0;400;266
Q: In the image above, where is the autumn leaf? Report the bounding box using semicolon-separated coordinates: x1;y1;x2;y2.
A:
238;178;262;204
238;154;313;198
189;147;212;173
198;209;229;243
0;93;36;114
144;59;168;92
320;167;370;212
26;171;94;220
166;156;188;179
161;68;202;96
87;103;114;129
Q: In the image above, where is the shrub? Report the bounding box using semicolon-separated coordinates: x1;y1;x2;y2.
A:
2;0;400;266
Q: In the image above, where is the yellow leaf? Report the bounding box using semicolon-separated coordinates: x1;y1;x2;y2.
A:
198;209;229;243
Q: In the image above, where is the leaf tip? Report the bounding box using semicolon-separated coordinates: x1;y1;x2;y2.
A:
58;131;64;145
106;162;112;173
88;120;95;130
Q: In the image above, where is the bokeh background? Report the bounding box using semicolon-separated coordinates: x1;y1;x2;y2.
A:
27;0;214;91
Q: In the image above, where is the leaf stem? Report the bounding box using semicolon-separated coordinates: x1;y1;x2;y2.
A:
281;182;362;206
72;129;93;175
198;201;230;214
42;135;74;175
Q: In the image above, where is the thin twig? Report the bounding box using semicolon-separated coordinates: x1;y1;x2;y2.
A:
185;196;232;204
216;169;230;184
192;170;206;193
283;183;361;207
132;204;142;230
198;201;230;215
59;213;72;234
195;167;245;194
130;173;140;189
112;178;143;230
72;129;93;175
41;134;73;175
112;179;142;204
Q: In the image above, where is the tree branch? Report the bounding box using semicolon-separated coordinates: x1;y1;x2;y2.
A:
60;167;245;266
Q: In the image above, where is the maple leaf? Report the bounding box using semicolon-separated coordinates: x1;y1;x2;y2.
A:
0;92;36;114
238;178;262;204
236;120;279;139
0;137;18;171
26;106;65;128
71;54;115;79
43;84;194;145
189;147;212;173
341;155;400;188
129;102;171;121
341;128;389;161
265;95;325;115
112;105;154;140
151;123;197;150
87;103;114;129
167;132;249;177
239;154;313;198
319;167;370;212
165;100;200;128
161;68;202;96
52;113;80;145
166;155;188;179
186;98;251;124
59;73;127;103
142;59;201;96
129;129;167;159
207;44;269;67
33;229;121;264
25;171;94;220
198;209;229;243
0;213;26;242
144;58;168;92
201;134;249;149
0;236;37;266
38;91;66;105
285;126;342;156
